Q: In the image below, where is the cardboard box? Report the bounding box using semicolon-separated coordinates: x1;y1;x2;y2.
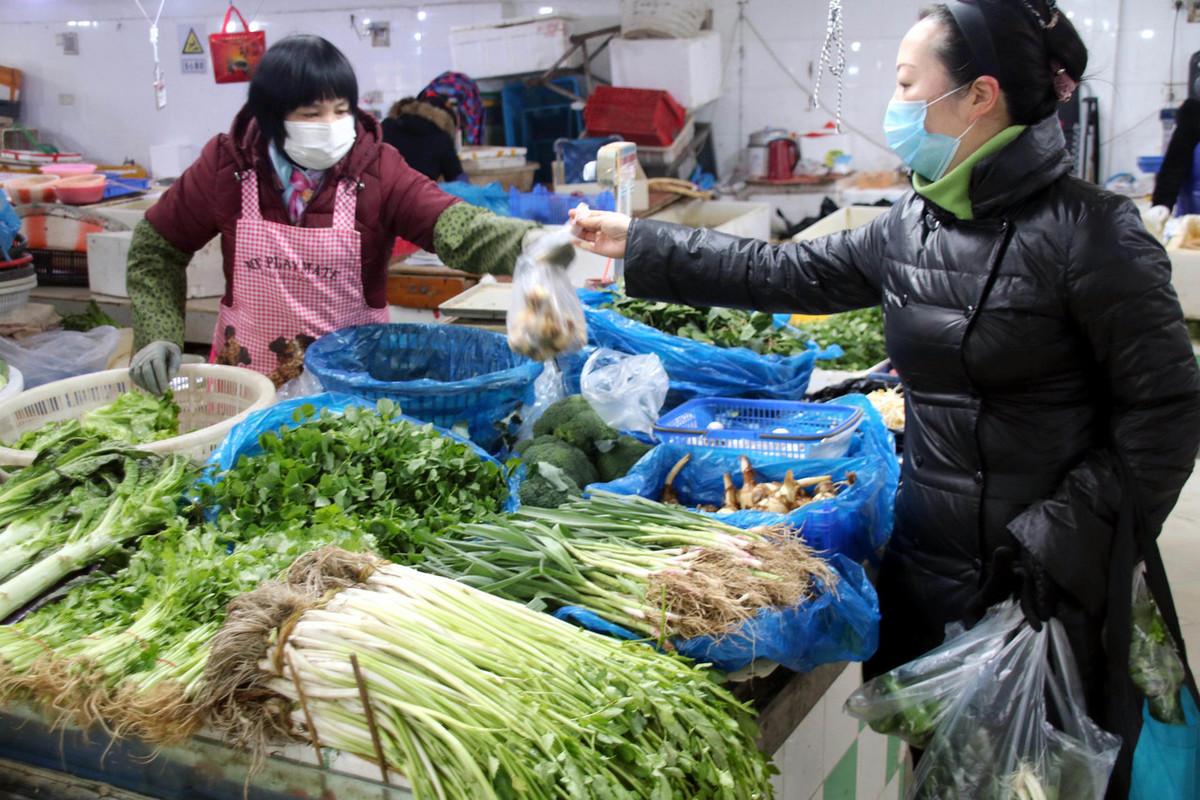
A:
610;31;722;109
1168;249;1200;320
450;16;578;79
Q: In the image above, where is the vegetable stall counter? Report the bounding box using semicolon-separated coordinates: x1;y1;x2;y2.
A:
0;665;850;799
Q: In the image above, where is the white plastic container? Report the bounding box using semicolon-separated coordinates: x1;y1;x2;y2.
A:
87;230;224;298
450;16;577;79
0;365;25;406
610;31;722;109
0;364;276;467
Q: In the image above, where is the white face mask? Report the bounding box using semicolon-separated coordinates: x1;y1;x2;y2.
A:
283;115;356;170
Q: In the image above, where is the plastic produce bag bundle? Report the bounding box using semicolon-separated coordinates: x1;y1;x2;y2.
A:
847;602;1121;800
580;348;668;435
507;215;587;362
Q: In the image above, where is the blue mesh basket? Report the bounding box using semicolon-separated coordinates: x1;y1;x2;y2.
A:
305;324;541;451
654;397;864;459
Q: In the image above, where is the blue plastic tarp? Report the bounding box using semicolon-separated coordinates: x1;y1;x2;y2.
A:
579;290;835;405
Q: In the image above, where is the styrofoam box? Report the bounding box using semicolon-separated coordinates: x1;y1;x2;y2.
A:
651;199;771;242
792;205;889;242
450;16;578;79
87;231;225;299
610;31;722;110
1168;248;1200;320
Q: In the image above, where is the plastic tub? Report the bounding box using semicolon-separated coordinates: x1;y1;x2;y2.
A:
654;397;864;459
4;175;59;205
0;275;36;316
39;162;98;177
0;366;25;406
0;364;278;467
53;174;107;205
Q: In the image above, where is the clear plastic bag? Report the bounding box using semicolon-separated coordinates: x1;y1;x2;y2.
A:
580;348;668;435
1130;564;1187;724
274;369;324;402
0;326;122;388
506;216;586;362
516;359;567;441
848;602;1121;800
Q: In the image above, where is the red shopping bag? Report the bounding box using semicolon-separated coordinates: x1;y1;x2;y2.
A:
209;5;266;85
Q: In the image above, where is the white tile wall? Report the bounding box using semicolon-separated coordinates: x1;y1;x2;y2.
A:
704;0;1200;180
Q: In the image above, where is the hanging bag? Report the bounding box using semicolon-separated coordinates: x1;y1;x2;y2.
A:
209;5;266;85
1116;461;1200;799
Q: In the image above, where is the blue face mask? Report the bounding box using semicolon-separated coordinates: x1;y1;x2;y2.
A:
884;84;977;181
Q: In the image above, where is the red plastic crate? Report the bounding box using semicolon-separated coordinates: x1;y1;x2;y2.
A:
583;86;686;147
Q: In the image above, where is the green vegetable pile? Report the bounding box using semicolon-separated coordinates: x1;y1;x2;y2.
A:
202;547;775;800
60;300;118;332
515;395;650;508
13;390;180;451
603;294;887;372
0;400;509;741
197;400;510;556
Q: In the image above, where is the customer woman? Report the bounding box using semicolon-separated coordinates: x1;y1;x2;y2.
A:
127;35;536;390
572;2;1200;794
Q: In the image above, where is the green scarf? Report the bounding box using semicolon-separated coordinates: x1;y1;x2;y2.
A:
912;125;1027;220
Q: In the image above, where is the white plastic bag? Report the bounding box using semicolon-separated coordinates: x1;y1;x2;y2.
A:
506;214;586;362
849;602;1121;800
581;348;668;435
0;326;122;388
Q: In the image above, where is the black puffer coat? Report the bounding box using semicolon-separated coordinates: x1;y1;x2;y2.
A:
625;116;1200;794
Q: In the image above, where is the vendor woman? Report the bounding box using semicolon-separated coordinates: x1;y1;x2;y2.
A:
127;35;535;391
572;1;1200;795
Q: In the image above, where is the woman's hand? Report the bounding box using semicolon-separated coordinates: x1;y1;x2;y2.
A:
569;208;632;260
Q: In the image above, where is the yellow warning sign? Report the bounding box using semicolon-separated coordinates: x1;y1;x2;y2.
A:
181;28;204;55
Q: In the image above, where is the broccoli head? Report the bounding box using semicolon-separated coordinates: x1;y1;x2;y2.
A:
515;434;560;457
518;468;582;509
533;396;593;437
521;438;598;489
595;435;653;483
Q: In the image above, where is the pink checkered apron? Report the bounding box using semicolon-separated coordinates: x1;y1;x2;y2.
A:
211;170;389;386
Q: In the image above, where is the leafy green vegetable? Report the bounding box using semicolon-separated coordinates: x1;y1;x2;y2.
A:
60;300;118;332
13;391;180;451
0;442;194;621
197;400;510;558
603;294;888;372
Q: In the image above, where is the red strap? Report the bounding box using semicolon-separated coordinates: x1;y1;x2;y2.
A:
221;5;251;34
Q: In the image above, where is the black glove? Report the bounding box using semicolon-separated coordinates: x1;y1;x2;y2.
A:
963;546;1057;631
1013;547;1057;632
964;546;1018;627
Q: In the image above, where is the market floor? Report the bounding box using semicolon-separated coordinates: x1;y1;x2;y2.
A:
1160;464;1200;653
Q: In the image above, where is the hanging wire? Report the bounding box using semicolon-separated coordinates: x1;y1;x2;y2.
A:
810;0;846;133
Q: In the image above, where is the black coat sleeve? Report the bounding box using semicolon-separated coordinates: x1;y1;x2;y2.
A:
1008;194;1200;614
623;210;889;314
1152;99;1200;208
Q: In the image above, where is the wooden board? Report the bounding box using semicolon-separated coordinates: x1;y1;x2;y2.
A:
438;281;514;320
386;273;477;310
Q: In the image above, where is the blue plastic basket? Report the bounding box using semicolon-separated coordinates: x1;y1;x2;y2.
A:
654;397;864;458
304;324;541;451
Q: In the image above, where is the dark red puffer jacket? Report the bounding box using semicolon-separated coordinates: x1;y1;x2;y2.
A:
145;106;459;308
